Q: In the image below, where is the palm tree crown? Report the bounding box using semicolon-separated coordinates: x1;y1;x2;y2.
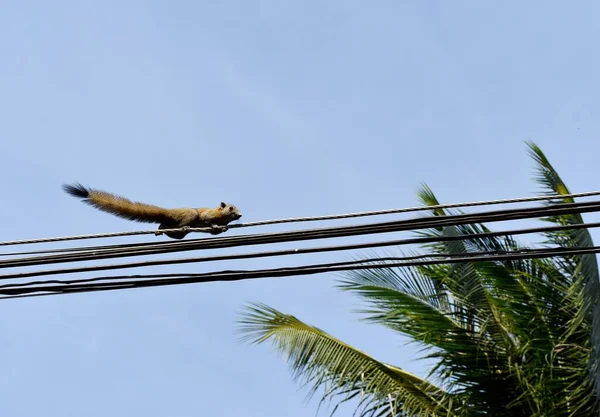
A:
238;142;599;416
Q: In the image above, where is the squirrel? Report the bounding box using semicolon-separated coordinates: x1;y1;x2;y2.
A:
62;183;242;239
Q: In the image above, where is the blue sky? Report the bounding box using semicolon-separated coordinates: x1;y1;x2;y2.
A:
1;1;599;416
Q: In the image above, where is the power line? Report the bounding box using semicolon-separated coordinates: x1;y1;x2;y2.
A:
0;247;576;290
2;199;600;269
1;245;598;300
1;190;599;247
3;220;600;282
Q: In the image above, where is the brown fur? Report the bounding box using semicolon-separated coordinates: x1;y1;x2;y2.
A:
63;183;242;239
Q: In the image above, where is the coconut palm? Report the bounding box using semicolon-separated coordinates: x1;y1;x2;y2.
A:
237;142;599;416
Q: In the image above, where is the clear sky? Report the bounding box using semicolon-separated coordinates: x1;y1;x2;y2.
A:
1;1;599;416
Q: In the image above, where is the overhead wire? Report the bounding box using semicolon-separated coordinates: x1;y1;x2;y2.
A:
0;247;578;290
2;220;600;282
2;199;600;269
1;190;599;247
1;191;600;301
2;244;599;300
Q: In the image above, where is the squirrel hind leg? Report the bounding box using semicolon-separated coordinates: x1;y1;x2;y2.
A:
158;223;189;240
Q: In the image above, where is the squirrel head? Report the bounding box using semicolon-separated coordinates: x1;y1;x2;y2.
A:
220;201;242;221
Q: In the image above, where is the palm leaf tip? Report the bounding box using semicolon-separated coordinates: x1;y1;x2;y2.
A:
417;183;445;216
236;302;295;344
526;141;572;200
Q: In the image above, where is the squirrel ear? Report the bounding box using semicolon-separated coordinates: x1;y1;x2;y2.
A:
220;202;227;208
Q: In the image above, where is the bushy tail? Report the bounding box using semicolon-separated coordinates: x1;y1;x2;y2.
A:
63;183;171;224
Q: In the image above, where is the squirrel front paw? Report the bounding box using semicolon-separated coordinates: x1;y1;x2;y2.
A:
210;225;228;235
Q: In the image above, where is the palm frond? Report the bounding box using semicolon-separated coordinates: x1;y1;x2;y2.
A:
339;260;537;412
414;186;516;346
527;141;600;401
238;143;599;416
237;302;450;416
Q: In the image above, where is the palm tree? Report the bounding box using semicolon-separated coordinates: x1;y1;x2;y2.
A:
237;142;600;417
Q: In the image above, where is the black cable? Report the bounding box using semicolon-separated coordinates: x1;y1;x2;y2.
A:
3;190;598;246
8;198;596;258
2;220;600;282
0;245;584;290
1;199;600;270
1;245;598;299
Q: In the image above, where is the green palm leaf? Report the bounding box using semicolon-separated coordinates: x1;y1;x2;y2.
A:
238;142;599;416
526;141;600;399
238;302;449;416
